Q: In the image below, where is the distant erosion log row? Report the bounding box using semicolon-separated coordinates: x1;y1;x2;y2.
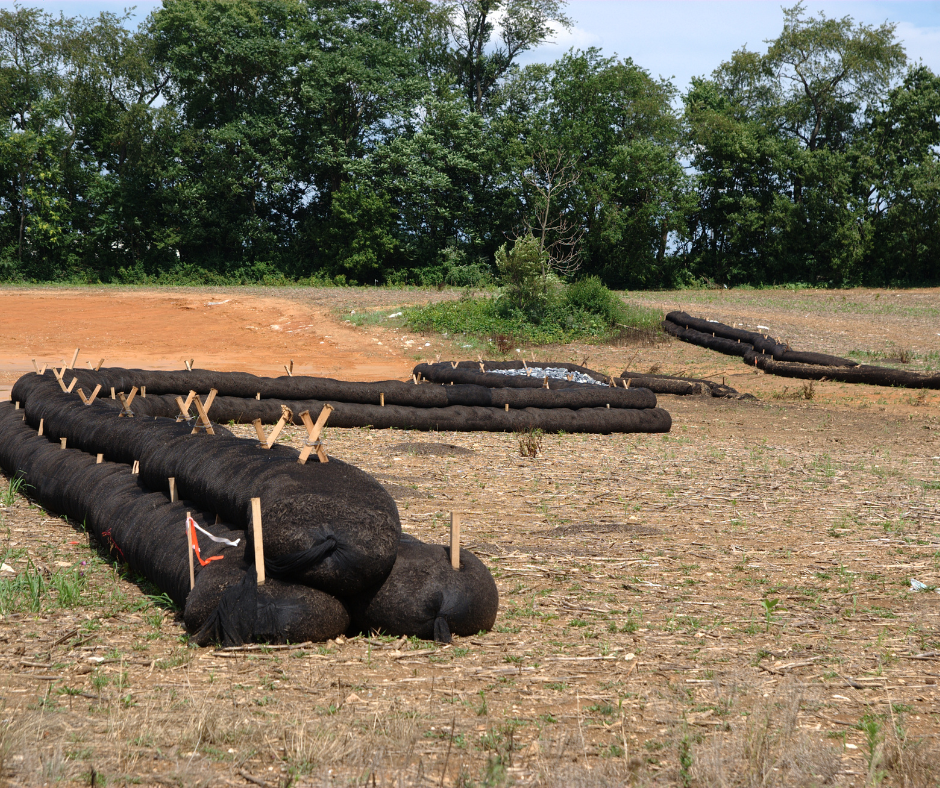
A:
47;366;674;434
663;311;940;389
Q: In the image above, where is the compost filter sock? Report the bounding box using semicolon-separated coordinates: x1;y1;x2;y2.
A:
348;534;499;644
188;563;350;647
13;374;402;595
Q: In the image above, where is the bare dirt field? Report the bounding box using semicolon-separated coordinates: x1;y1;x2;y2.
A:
1;285;939;787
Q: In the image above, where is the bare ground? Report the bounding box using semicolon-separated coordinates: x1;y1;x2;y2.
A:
1;285;939;787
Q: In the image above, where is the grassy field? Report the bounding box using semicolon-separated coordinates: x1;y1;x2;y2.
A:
1;286;939;787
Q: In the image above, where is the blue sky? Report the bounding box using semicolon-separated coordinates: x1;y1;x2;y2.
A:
23;0;940;95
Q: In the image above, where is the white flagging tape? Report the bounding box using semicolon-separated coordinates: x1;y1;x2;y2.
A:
187;515;241;547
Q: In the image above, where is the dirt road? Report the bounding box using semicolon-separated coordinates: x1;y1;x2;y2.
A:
0;288;419;401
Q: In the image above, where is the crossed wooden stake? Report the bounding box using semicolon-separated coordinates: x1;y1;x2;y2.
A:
175;389;217;434
52;367;77;393
76;384;102;405
117;387;139;417
252;404;333;464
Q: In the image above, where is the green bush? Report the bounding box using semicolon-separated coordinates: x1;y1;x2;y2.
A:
564;276;629;325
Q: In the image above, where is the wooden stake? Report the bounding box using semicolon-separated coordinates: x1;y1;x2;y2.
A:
284;363;293;377
77;388;88;404
141;386;146;398
31;359;39;373
96;454;103;464
623;379;630;389
38;364;46;375
543;376;549;389
256;392;260;400
87;361;93;369
132;460;139;475
251;498;265;585
14;402;19;410
297;405;333;464
264;407;291;449
169;477;177;503
380;392;384;407
450;512;460;570
175;390;196;421
215;514;221;525
110;387;115;399
504;403;509;411
186;512;195;591
606;403;610;408
69;348;79;369
117;386;138;417
65;377;77;394
38;418;43;436
95;358;104;371
191;391;216;435
252;418;267;444
412;374;419;384
60;437;67;450
450;361;458;369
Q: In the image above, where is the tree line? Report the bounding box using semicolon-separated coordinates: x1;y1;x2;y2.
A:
1;0;938;288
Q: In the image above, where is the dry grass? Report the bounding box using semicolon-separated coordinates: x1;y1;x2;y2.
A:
2;288;940;786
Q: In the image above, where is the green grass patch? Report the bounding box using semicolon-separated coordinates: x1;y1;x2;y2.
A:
404;281;662;347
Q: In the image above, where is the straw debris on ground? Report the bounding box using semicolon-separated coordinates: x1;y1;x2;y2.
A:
1;287;939;787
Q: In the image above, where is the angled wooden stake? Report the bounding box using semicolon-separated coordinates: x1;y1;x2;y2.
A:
252;418;267;444
53;367;67;392
31;359;39;373
412;374;419;384
169;477;177;503
522;358;528;374
95;358;104;371
69;348;79;369
38;364;47;375
297;405;333;464
65;377;77;394
38;418;44;436
263;406;292;449
191;390;216;435
623;379;630;389
175;390;196;421
543;376;549;389
450;361;458;369
117;386;138;417
450;512;461;570
186;512;195;591
77;388;88;404
132;460;139;475
284;359;293;376
96;454;103;464
251;498;265;586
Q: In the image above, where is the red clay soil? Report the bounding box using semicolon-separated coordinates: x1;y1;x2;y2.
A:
0;289;416;401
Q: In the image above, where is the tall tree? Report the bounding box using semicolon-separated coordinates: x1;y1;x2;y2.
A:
446;0;570;113
684;3;908;285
